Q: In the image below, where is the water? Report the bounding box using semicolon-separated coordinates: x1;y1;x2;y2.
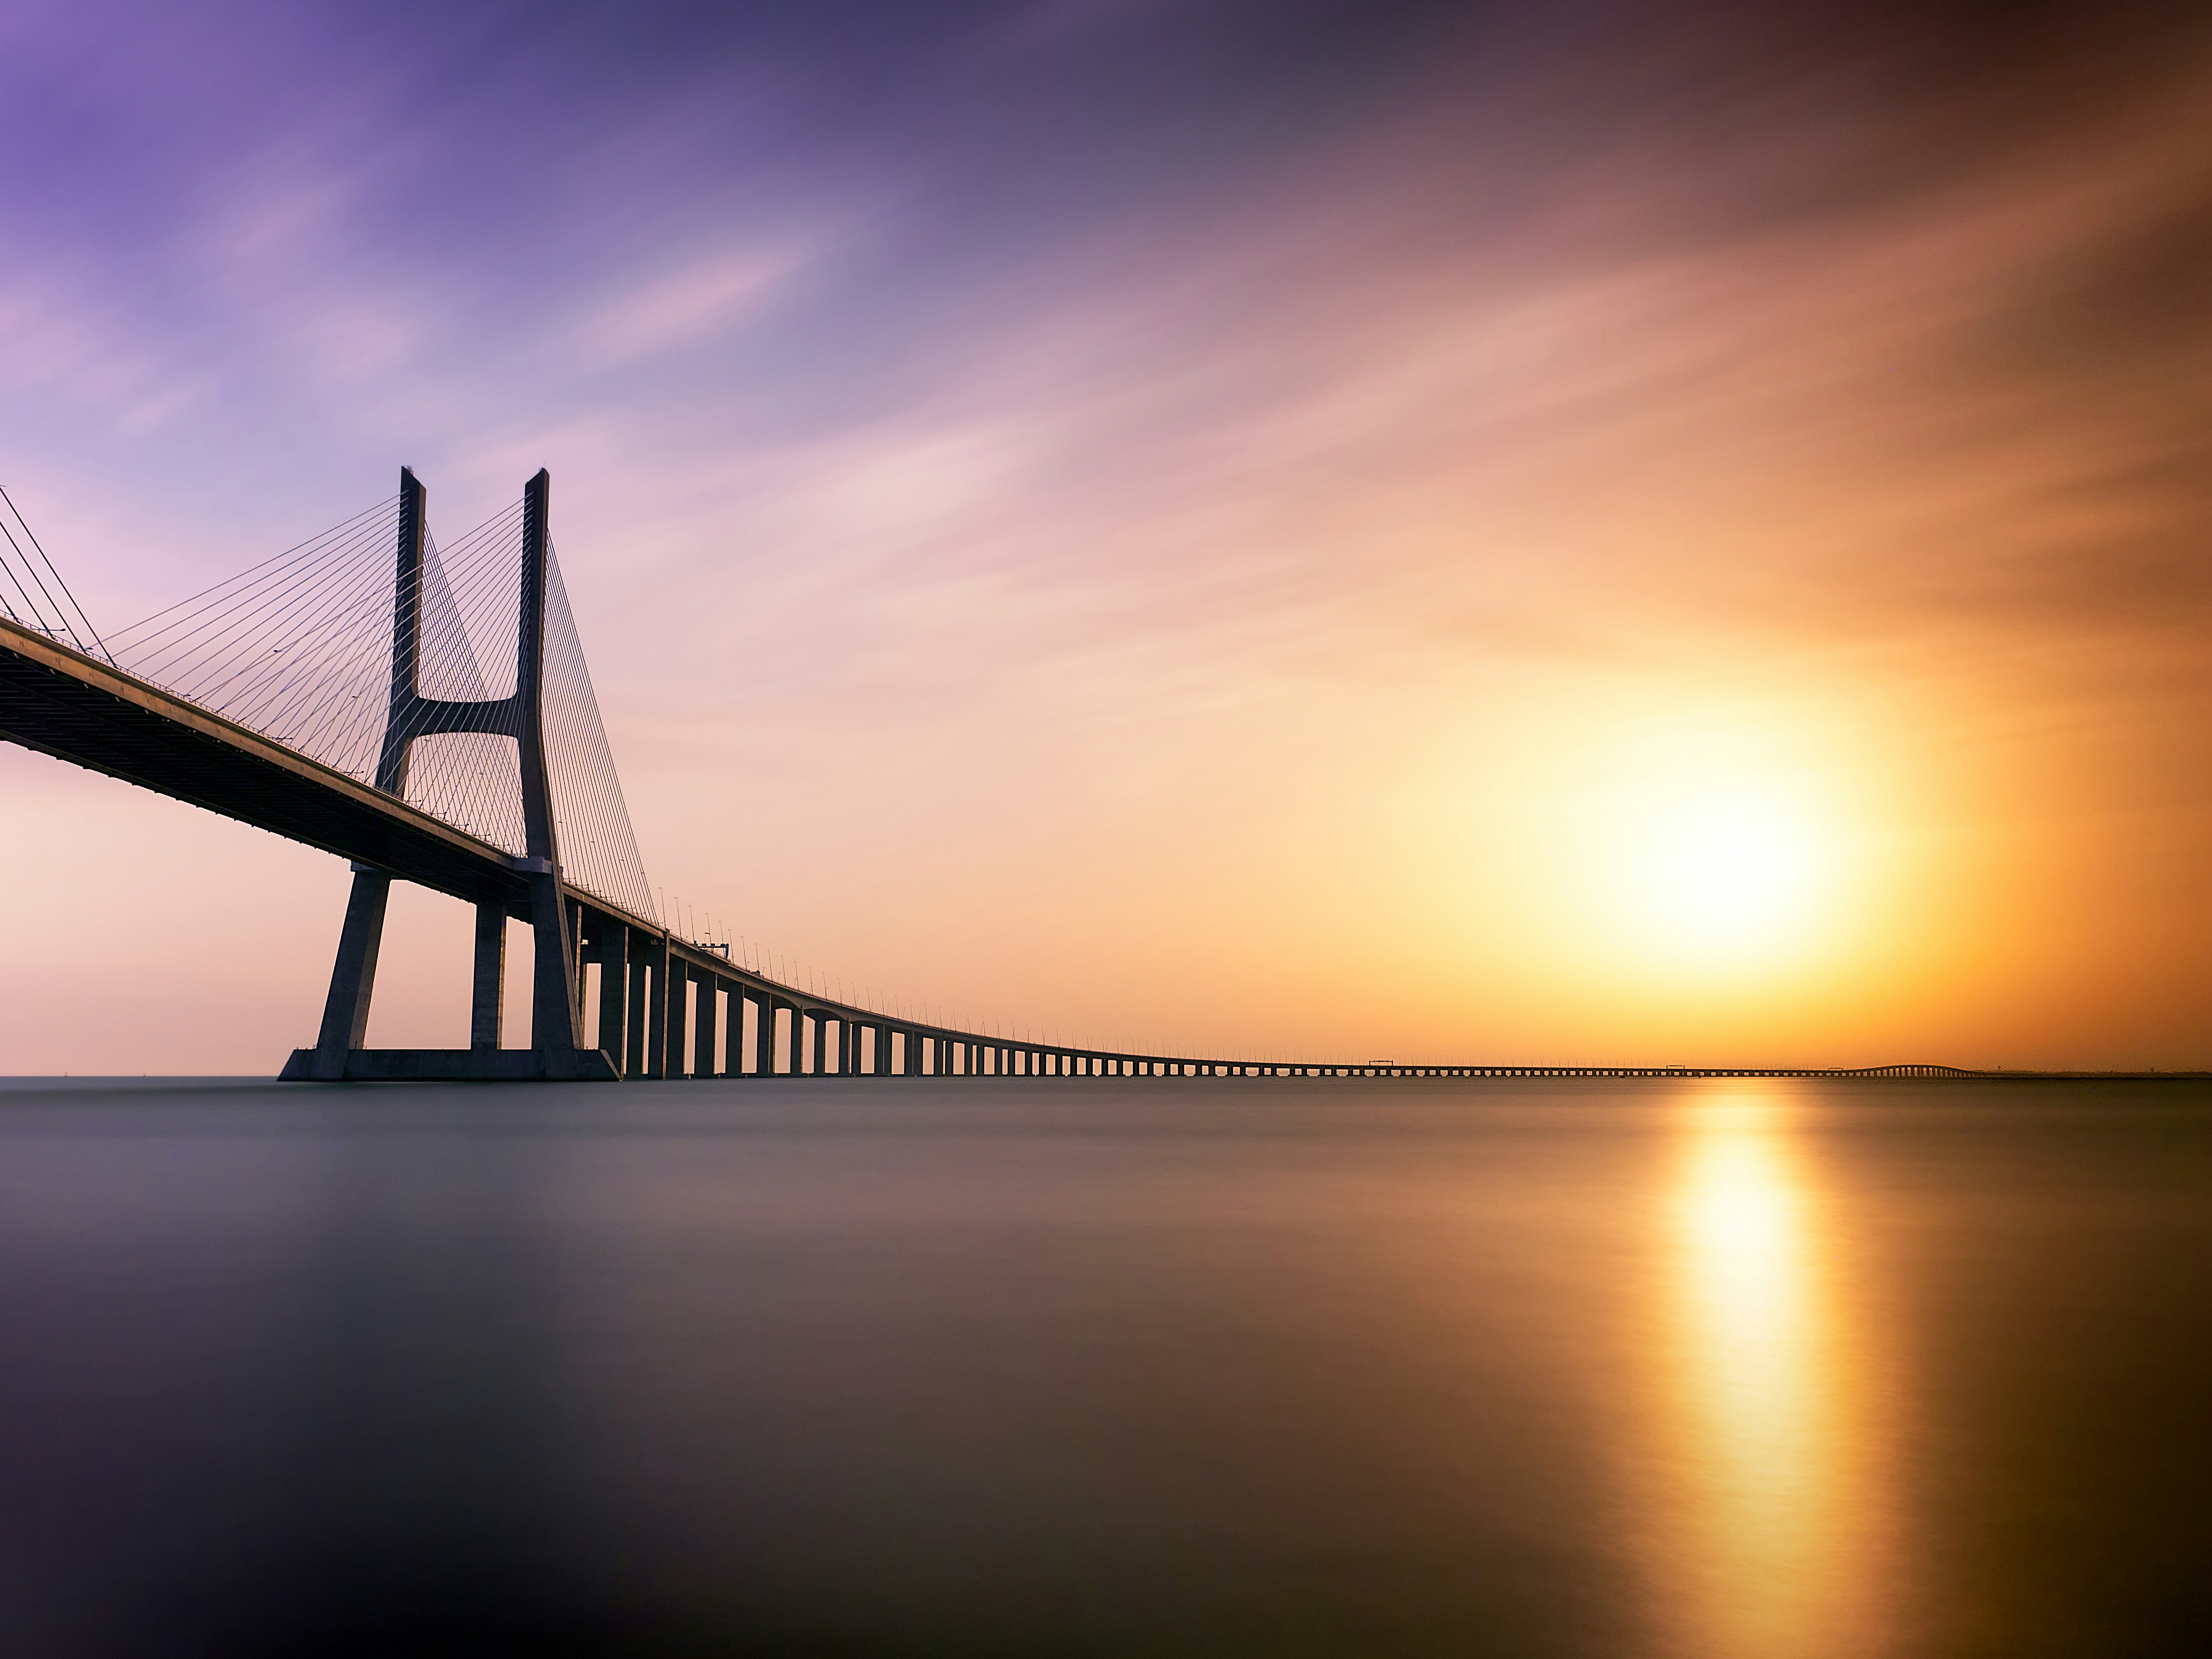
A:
0;1077;2206;1656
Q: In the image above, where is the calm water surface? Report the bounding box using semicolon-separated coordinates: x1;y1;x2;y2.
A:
0;1077;2206;1656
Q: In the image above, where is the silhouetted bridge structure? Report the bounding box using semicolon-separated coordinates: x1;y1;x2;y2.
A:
0;470;2011;1082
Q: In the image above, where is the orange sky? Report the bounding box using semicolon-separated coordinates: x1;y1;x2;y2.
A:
2;3;2209;1070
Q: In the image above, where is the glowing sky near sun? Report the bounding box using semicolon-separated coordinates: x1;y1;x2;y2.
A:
0;0;2208;1071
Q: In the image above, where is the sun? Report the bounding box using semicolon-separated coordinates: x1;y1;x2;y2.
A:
1612;779;1834;961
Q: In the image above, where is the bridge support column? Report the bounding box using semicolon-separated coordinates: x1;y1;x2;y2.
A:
646;934;669;1077
471;902;505;1051
665;962;690;1079
748;992;771;1076
597;925;628;1074
694;976;719;1078
625;930;650;1077
311;867;391;1078
527;872;582;1052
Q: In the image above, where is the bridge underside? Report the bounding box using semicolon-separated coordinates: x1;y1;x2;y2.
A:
0;618;532;916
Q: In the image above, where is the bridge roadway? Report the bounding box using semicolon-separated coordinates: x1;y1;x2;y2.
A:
0;612;2079;1083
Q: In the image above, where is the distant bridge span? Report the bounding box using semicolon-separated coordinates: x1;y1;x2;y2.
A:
0;470;2128;1083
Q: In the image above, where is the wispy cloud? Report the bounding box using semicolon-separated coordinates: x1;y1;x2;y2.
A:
583;242;812;366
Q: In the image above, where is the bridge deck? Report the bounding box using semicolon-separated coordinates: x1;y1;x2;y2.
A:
0;617;544;916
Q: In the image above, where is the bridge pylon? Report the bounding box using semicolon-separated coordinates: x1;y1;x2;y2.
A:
287;467;611;1081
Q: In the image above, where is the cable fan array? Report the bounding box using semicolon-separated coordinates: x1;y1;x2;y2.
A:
0;485;108;661
105;496;658;923
540;539;657;923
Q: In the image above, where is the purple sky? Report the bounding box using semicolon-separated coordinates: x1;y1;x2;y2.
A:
3;1;2210;1069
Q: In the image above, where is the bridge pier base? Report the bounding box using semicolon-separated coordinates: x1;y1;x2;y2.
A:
280;1046;620;1081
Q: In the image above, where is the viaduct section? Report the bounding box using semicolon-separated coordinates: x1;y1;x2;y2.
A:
0;468;2005;1083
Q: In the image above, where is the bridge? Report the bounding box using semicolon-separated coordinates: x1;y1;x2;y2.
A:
0;469;2014;1083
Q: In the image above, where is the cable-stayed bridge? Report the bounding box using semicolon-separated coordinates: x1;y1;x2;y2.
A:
0;468;1991;1082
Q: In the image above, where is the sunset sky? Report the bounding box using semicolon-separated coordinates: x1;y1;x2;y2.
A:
2;0;2209;1071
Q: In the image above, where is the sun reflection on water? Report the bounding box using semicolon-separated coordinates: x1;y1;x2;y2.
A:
1654;1087;1894;1659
